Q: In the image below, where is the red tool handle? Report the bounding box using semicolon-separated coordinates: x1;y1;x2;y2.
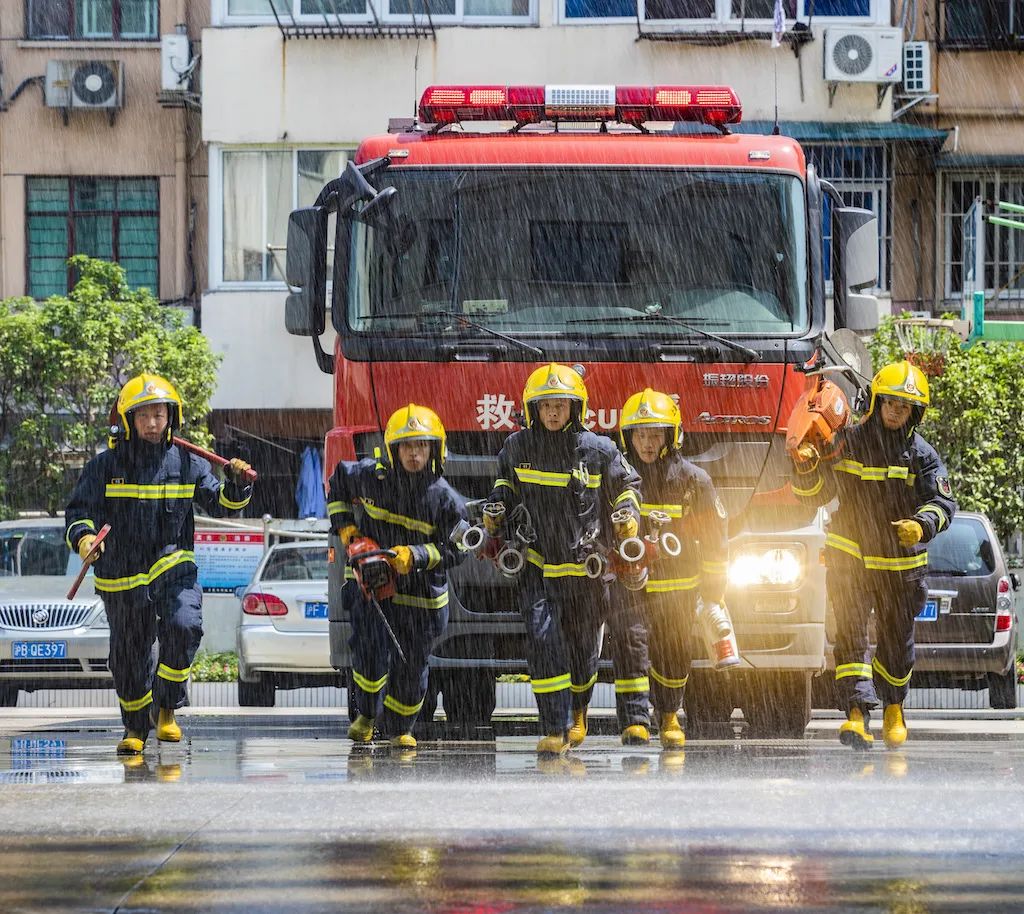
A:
66;524;111;600
173;436;258;482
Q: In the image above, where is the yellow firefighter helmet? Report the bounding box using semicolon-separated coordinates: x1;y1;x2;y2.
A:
115;373;183;443
384;404;447;471
619;388;682;454
522;363;588;429
866;360;930;422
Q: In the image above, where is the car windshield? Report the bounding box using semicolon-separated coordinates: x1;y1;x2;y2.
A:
260;546;329;582
348;167;808;338
0;527;73;577
928;517;997;576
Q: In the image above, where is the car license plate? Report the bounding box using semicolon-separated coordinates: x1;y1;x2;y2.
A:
304;602;329;619
915;600;938;622
12;641;68;659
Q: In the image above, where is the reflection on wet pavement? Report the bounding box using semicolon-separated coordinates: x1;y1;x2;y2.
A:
1;714;1023;912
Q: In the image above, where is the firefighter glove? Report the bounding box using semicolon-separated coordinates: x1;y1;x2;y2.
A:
795;444;819;469
77;534;104;563
339;524;360;547
892;519;924;547
228;458;252;482
614;516;639;540
387;545;414;576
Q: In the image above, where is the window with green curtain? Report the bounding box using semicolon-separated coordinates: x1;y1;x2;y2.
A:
26;177;159;298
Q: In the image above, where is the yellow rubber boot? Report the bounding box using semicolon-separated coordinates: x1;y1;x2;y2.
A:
838;708;874;751
390;733;417;750
882;704;908;749
116;731;146;756
156;763;183;783
568;707;588;747
152;708;181;743
536;733;570;756
659;712;686;750
347;715;376;743
621;724;650;746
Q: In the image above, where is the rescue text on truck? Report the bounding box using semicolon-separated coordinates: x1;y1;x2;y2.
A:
284;84;880;737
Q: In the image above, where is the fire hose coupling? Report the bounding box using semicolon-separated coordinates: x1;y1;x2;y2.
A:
644;509;682;558
583;551;607;580
459;501;506;556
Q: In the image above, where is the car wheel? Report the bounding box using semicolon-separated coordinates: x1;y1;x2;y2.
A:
988;667;1018;710
440;669;496;732
741;672;812;739
0;684;18;707
683;671;735;739
238;674;275;707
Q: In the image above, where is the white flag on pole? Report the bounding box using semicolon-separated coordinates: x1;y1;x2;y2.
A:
771;0;785;48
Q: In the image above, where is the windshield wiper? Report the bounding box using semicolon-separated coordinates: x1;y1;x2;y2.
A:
377;308;543;358
567;304;759;362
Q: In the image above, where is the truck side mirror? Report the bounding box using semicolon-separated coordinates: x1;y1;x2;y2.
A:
285;206;328;337
833;207;879;334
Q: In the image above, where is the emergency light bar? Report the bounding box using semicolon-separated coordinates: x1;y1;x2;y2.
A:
418;84;742;127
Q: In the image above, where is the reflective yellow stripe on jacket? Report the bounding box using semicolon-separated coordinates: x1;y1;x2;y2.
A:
94;549;196;593
526;549;588;578
105;483;196;499
359;501;435;535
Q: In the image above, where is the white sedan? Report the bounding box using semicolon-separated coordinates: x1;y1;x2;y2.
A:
235;542;337;706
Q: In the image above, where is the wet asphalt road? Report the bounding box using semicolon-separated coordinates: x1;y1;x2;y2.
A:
1;710;1024;913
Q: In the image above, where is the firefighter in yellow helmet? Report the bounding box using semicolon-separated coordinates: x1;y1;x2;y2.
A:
327;404;467;751
618;388;734;752
481;364;643;756
790;360;956;750
64;373;253;756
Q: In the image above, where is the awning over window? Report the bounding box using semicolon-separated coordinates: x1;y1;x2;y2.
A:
935;153;1024;169
733;120;949;146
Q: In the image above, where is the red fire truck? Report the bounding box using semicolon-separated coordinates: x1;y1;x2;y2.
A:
285;84;879;737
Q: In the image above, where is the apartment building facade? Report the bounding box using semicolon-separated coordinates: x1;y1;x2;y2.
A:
0;1;207;309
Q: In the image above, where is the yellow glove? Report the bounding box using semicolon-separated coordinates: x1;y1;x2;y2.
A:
796;444;819;465
228;458;252;482
339;524;360;547
614;516;639;540
388;545;414;575
892;519;924;547
77;534;104;563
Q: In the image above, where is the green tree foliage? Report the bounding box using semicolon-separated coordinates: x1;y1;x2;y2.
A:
0;257;220;517
868;314;1024;540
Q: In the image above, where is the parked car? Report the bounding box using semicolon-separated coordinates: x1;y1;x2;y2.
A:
815;511;1020;709
235;541;337;706
0;520;111;706
911;511;1020;708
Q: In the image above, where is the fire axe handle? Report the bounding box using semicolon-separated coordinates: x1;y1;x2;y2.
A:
66;523;112;600
172;436;258;482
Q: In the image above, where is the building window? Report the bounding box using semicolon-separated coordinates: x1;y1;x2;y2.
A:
26;177;159;298
565;0;873;22
222;0;531;22
943;172;1024;308
942;1;1024;48
27;0;158;40
220;149;350;284
804;144;891;292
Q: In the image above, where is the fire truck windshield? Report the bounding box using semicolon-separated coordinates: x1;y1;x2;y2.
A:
346;167;808;340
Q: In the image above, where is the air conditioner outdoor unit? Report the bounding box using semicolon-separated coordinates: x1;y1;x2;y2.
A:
902;40;931;94
44;60;124;109
824;27;902;83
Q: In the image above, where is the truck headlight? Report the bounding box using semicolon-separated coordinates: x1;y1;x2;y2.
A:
728;545;805;589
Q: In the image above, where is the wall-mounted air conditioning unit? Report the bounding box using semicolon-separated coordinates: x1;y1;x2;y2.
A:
45;60;124;110
902;41;931;95
824;27;902;83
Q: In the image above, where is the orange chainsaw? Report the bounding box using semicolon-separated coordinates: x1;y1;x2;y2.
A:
345;537;405;663
785;373;850;467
